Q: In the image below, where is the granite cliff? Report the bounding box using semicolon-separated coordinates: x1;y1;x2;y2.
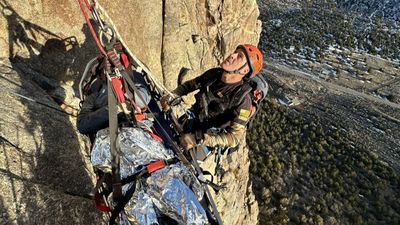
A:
0;0;261;224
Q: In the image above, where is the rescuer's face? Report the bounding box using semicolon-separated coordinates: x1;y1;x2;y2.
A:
220;48;249;75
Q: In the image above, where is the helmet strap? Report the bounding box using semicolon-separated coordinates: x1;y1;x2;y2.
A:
223;62;248;75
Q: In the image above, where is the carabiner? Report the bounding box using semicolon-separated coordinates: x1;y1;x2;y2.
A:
99;26;117;50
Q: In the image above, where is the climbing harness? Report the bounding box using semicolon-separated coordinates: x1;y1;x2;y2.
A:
94;158;180;225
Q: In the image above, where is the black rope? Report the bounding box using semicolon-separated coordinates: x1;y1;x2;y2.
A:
0;87;77;117
109;180;137;225
0;135;21;150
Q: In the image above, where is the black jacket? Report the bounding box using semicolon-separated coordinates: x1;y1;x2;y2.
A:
173;68;252;148
77;80;110;135
77;73;151;135
174;68;252;131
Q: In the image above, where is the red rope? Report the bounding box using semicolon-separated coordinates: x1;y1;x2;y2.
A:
129;98;143;115
78;0;147;122
83;0;92;11
78;0;107;57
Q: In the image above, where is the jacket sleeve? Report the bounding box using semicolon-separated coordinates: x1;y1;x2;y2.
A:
202;94;252;148
173;68;221;96
202;122;246;148
173;77;202;96
77;92;109;135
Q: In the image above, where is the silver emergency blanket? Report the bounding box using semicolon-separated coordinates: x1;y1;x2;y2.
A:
91;125;208;225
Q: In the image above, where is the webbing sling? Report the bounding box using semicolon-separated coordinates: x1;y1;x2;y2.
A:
107;79;122;201
108;158;179;225
106;49;140;202
109;181;136;225
167;111;224;225
189;148;223;225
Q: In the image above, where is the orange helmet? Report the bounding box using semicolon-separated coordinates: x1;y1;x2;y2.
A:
236;44;263;77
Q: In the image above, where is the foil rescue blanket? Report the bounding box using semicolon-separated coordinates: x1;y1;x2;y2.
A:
91;126;208;225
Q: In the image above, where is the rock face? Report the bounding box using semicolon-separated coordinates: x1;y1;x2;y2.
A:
0;58;102;224
160;0;262;89
0;0;98;83
202;140;259;225
0;0;261;224
0;0;261;88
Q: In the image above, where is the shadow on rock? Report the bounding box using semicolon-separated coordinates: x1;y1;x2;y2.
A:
0;0;102;224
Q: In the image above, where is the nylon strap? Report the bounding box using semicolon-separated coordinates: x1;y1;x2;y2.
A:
108;79;122;201
189;149;224;225
109;180;136;225
223;62;248;75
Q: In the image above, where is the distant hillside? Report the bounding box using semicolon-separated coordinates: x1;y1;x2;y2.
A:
336;0;400;21
251;1;400;225
261;0;400;21
248;100;400;225
258;0;400;60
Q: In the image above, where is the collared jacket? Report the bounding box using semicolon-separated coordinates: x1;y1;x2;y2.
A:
173;68;252;148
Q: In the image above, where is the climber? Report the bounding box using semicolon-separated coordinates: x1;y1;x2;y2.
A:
77;58;151;136
161;44;264;155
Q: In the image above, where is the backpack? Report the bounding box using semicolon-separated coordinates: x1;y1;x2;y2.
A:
229;75;268;127
248;75;268;121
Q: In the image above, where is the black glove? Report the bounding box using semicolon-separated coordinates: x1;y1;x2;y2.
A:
160;93;181;112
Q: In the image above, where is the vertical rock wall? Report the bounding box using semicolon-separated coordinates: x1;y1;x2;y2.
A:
161;0;261;89
0;0;261;88
202;143;260;225
0;0;261;224
0;0;98;82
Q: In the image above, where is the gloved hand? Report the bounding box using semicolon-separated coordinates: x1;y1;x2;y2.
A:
179;133;197;151
160;93;181;112
160;93;172;112
159;94;170;112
